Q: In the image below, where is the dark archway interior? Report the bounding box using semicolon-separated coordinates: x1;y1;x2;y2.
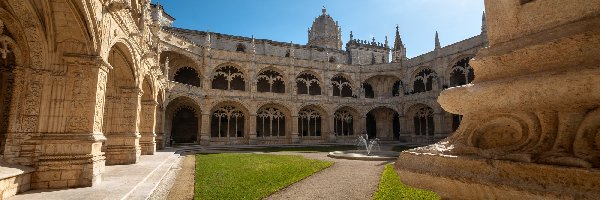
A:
452;114;462;132
393;113;400;140
450;57;474;87
212;66;245;91
296;73;321;95
366;113;376;138
174;67;201;87
363;83;374;98
332;76;353;97
257;70;285;93
0;46;16;154
413;69;434;93
171;107;198;143
392;81;402;96
414;115;434;136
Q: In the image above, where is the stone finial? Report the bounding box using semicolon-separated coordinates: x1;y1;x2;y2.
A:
322;5;327;15
251;35;256;54
435;31;441;50
350;31;353;41
481;11;487;33
385;35;388;47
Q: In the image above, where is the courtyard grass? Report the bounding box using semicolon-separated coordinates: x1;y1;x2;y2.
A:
252;145;357;153
373;164;440;200
194;153;333;200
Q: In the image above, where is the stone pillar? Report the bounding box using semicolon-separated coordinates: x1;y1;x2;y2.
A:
433;112;444;138
290;115;299;143
248;113;257;144
155;106;165;150
327;114;336;142
374;110;394;140
360;115;367;134
139;100;157;155
199;112;211;145
196;113;202;144
398;115;410;138
104;88;141;165
24;56;107;189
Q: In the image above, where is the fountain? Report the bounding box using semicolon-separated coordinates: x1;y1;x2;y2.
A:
327;134;400;161
355;134;381;155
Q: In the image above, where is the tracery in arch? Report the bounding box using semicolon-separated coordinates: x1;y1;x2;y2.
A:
331;75;353;97
211;106;245;138
449;57;474;87
298;108;322;137
296;73;321;95
257;69;285;93
413;69;437;93
414;106;434;136
212;65;245;91
334;110;354;136
392;80;404;96
173;67;201;87
256;106;286;137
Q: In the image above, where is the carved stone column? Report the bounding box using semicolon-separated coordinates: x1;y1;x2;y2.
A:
432;112;444;139
139;100;157;155
200;112;210;145
327;114;336;142
396;1;600;199
104;88;141;165
155;106;165;150
374;109;394;140
248;113;257;145
398;115;410;139
24;55;108;189
290;115;299;143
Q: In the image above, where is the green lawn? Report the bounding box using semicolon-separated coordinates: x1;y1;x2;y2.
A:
373;164;440;200
194;153;333;200
250;145;357;153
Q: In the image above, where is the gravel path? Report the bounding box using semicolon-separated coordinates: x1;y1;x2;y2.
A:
266;152;390;200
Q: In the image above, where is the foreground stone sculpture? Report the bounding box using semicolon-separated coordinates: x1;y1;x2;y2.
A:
396;0;600;199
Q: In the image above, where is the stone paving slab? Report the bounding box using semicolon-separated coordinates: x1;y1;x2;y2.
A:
8;151;181;200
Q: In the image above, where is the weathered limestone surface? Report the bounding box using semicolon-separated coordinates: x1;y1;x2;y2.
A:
396;0;600;199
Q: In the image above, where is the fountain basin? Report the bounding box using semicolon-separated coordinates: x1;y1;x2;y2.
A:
327;150;400;161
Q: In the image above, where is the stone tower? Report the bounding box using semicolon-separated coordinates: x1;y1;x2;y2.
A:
392;25;407;62
308;6;342;49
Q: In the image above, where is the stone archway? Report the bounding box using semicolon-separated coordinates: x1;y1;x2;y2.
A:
0;25;17;155
139;78;157;155
165;96;202;146
103;43;141;165
366;107;400;141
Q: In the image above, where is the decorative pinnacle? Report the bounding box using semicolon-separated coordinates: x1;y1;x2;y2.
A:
435;31;441;49
322;5;327;14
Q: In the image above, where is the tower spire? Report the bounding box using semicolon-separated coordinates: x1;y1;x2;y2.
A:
392;24;407;62
435;31;441;50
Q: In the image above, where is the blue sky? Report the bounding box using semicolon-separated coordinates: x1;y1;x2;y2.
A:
154;0;485;58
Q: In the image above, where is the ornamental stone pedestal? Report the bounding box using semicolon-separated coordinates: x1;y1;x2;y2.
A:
396;0;600;199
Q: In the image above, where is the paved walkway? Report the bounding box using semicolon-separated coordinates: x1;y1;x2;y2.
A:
266;152;390;200
9;151;182;200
